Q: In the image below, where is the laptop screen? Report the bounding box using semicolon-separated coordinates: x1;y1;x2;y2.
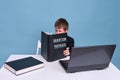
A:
68;44;116;67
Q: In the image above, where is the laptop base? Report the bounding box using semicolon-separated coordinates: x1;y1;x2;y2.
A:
59;60;69;71
66;64;108;73
59;60;108;73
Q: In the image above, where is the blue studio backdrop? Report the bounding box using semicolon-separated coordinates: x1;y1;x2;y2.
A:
0;0;120;69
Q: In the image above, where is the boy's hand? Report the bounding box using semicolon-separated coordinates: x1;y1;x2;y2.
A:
63;47;70;56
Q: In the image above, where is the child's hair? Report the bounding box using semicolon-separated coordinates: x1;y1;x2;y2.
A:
54;18;69;31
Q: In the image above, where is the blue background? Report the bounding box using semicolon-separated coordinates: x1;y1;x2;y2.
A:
0;0;120;69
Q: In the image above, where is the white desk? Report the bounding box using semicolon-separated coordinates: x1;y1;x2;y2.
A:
0;55;120;80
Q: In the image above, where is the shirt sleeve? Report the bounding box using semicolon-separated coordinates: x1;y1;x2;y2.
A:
67;36;74;53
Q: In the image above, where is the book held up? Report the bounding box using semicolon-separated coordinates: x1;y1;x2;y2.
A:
41;31;67;62
4;57;44;76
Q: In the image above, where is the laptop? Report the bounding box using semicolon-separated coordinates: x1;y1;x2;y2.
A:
59;44;116;73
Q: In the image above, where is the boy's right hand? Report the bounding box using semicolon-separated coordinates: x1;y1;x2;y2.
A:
63;47;70;56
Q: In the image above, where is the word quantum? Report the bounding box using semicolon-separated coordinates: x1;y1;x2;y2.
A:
53;37;66;43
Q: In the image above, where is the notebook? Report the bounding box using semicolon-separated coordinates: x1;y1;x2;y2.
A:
59;44;116;73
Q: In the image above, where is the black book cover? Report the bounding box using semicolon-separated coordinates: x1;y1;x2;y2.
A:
4;57;44;75
41;31;67;62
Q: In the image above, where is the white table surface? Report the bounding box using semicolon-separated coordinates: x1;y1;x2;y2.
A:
0;54;120;80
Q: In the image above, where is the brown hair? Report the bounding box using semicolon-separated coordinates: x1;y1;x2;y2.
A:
54;18;69;31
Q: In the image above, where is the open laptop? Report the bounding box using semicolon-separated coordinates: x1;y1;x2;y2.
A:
59;44;116;73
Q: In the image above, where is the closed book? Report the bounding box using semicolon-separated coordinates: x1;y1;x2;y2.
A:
4;57;44;76
41;31;67;62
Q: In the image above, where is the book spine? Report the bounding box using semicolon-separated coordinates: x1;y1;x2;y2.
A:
47;35;54;61
41;32;48;60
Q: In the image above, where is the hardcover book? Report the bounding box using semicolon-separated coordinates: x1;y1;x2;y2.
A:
41;31;67;62
4;57;44;76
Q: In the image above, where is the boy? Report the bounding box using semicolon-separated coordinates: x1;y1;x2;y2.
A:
54;18;74;56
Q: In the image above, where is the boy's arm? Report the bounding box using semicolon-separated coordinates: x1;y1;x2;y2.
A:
63;36;74;56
